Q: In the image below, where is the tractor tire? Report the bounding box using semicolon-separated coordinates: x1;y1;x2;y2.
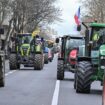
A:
102;74;105;105
57;60;64;80
49;58;52;62
34;54;43;70
41;55;44;69
44;53;48;64
0;56;5;87
74;73;77;89
76;61;92;93
9;53;17;70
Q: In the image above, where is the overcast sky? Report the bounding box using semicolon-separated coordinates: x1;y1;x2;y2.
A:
51;0;80;36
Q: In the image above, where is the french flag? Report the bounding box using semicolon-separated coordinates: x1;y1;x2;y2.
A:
74;7;81;25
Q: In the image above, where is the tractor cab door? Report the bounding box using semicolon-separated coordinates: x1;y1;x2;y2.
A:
60;37;68;63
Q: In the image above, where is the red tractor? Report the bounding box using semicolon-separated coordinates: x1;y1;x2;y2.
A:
56;35;84;80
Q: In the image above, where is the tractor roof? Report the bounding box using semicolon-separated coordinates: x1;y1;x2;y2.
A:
62;35;84;39
17;33;32;37
89;23;105;27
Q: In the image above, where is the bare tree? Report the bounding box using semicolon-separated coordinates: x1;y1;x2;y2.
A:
7;0;61;33
23;0;61;32
0;0;10;26
80;0;105;22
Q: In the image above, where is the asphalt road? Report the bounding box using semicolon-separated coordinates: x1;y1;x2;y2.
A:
0;56;102;105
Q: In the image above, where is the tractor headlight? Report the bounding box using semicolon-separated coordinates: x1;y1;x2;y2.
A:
100;56;105;69
101;66;105;69
100;56;105;59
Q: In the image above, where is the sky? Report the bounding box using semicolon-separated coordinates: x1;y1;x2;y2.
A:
51;0;80;36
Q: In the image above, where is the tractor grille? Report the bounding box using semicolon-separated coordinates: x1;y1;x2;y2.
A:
23;48;28;55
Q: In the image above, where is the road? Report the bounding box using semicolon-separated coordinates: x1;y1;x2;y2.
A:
0;56;102;105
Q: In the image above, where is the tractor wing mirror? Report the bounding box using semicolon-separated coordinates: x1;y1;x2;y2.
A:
77;25;81;31
56;38;59;43
0;28;4;34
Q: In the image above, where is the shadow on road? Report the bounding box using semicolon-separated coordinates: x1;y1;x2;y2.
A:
63;78;74;82
90;89;102;95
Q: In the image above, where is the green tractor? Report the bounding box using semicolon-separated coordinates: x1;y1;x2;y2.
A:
9;33;44;70
103;73;105;105
0;28;5;87
56;35;84;80
74;22;105;93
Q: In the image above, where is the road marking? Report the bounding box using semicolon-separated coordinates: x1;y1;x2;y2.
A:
5;70;17;76
51;80;60;105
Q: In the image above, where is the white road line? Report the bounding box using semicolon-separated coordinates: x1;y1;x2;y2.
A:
51;80;60;105
5;70;17;76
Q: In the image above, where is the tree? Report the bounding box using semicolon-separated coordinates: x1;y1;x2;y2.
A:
8;0;61;33
80;0;105;22
0;0;10;26
4;0;61;47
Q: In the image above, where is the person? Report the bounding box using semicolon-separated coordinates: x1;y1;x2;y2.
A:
92;31;99;41
92;30;100;48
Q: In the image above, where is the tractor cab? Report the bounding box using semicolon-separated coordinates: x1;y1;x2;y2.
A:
56;35;85;80
15;34;33;58
85;23;105;66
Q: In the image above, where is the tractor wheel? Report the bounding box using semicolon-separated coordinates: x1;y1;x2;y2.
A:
57;60;64;80
34;54;43;70
0;56;5;87
41;54;44;69
9;53;17;70
102;74;105;105
49;58;52;62
44;53;48;64
76;61;92;93
74;73;77;89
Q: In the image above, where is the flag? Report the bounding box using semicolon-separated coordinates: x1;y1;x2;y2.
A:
74;7;81;25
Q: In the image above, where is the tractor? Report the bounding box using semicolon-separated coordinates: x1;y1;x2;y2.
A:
0;28;5;87
43;40;49;64
47;40;55;62
103;73;105;105
56;35;84;80
74;22;105;93
9;33;44;70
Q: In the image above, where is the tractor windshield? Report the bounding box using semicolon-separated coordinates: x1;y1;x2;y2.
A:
66;39;85;49
90;27;105;48
17;34;32;44
91;27;105;41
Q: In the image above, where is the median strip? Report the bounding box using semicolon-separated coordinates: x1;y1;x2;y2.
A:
51;80;60;105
